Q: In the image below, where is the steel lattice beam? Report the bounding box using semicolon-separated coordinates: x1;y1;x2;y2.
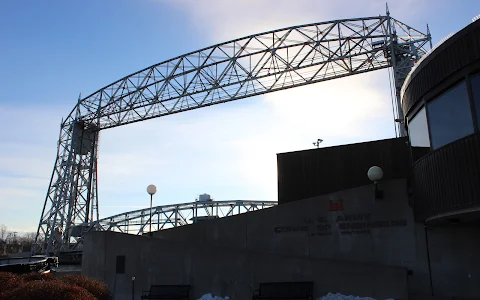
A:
80;200;277;236
34;13;430;255
73;16;429;130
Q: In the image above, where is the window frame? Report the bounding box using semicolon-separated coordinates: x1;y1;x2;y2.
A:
407;102;431;148
466;71;480;133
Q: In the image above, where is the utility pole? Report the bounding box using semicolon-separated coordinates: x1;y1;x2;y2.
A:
313;139;323;148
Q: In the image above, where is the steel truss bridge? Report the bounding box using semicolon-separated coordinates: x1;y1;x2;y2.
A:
79;200;277;236
34;9;431;254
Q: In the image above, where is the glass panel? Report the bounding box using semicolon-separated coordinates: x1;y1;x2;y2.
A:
427;81;474;149
408;107;430;147
471;72;480;130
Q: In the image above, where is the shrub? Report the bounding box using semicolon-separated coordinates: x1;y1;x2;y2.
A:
0;272;24;298
61;275;110;300
2;280;96;300
0;272;110;300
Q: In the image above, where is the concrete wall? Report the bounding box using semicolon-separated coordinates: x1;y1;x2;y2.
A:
82;231;408;300
82;177;480;299
408;223;432;296
154;180;426;278
277;137;410;204
427;223;480;298
153;179;434;295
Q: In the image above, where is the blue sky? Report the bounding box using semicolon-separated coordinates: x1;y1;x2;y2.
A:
0;0;478;232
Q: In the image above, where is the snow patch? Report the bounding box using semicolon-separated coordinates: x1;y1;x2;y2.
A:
197;293;231;300
318;293;394;300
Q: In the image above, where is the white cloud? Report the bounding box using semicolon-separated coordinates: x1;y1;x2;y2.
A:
163;0;431;43
167;0;380;41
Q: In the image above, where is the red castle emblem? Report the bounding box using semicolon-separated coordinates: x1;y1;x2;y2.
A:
328;199;344;211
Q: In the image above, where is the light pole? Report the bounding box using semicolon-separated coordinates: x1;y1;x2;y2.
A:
131;276;135;300
147;184;157;235
312;138;323;148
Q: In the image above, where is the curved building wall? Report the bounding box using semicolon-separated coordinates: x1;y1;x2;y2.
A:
402;20;480;222
402;20;480;117
412;133;480;220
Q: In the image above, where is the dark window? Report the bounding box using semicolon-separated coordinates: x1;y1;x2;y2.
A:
427;81;474;149
471;72;480;130
116;255;125;274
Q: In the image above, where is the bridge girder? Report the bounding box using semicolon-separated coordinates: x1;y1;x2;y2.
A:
81;200;277;236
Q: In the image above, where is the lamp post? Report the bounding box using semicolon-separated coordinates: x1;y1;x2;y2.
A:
131;276;135;300
312;138;323;148
367;166;384;200
147;184;157;235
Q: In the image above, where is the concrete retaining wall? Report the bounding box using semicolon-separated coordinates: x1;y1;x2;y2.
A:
82;178;480;298
153;179;431;295
155;179;415;266
82;231;408;300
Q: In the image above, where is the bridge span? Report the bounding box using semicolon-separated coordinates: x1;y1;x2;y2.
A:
78;200;277;236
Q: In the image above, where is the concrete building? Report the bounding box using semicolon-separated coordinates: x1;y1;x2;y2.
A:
82;20;480;300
